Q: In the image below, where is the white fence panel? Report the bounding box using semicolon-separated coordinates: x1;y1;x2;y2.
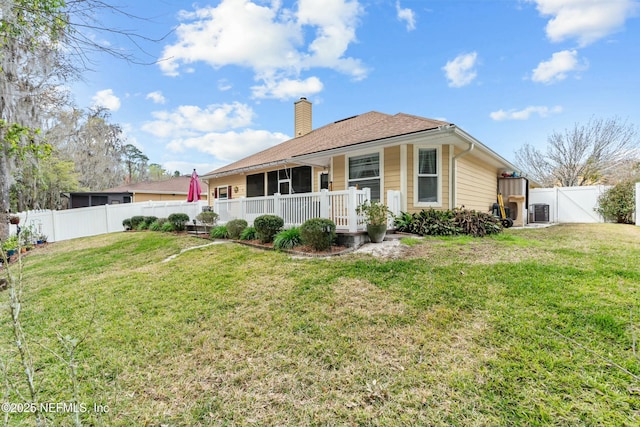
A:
637;183;640;226
13;201;207;242
529;186;610;223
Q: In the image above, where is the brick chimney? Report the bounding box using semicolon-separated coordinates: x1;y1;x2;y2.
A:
294;97;312;137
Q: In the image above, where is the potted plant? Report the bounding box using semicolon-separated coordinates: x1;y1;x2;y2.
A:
356;200;392;243
2;236;19;257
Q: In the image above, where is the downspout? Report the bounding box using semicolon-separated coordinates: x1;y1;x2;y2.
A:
451;139;475;209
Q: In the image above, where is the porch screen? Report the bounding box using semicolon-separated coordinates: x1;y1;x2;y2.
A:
418;148;438;203
349;153;380;201
246;173;265;197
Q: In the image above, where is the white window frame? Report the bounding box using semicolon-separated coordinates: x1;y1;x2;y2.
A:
413;145;442;208
345;149;384;201
217;185;229;200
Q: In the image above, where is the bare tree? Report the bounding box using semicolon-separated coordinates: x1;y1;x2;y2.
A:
515;117;640;187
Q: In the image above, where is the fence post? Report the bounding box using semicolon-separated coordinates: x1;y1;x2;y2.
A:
239;197;246;221
319;189;330;219
274;193;282;218
347;187;358;233
636;183;639;226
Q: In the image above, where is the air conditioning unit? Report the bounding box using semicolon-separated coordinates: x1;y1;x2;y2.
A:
530;204;549;223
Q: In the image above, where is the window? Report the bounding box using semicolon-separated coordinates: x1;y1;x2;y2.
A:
266;166;312;195
415;147;440;205
291;166;312;193
246;173;265;197
217;186;228;200
349;153;381;201
319;172;329;190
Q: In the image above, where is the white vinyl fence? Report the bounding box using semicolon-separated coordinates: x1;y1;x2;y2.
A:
10;201;207;243
529;184;639;224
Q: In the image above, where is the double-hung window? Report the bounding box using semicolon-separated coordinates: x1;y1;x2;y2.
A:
415;147;440;205
348;153;381;201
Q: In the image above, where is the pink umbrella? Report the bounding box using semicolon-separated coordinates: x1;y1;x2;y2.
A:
187;169;202;202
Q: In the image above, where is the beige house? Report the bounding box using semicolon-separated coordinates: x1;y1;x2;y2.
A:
202;98;528;227
103;176;209;203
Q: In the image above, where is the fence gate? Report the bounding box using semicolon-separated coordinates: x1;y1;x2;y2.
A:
529;186;609;223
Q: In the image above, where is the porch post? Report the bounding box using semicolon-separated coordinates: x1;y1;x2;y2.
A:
319;189;330;219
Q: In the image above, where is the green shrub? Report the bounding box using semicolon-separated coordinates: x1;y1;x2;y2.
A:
148;221;162;231
136;221;149;231
130;216;145;229
210;225;229;239
240;226;257;240
253;215;284;243
274;227;303;250
168;213;190;231
196;211;219;225
394;208;502;237
144;216;158;225
300;218;336;251
227;219;248;239
122;218;132;230
156;218;168;227
160;222;175;232
596;180;636;224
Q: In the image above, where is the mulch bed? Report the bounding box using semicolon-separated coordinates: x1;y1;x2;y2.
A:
234;239;353;257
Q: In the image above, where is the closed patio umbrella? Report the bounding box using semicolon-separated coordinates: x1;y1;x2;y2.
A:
187;169;202;202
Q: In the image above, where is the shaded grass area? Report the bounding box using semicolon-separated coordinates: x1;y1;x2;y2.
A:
1;224;639;426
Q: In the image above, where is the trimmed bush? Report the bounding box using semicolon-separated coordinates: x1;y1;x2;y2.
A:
196;211;219;225
596;180;636;224
210;225;229;239
168;213;190;231
253;215;284;243
160;222;175;232
130;216;145;229
148;221;162;231
240;226;257;241
144;216;158;225
227;219;248;239
274;227;303;250
122;218;132;230
300;218;336;251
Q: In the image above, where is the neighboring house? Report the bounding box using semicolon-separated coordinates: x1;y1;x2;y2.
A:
202;98;531;227
67;177;208;208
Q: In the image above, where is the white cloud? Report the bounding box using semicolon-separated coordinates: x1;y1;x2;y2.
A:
92;89;121;111
251;76;324;99
531;49;588;84
141;101;288;164
166;129;289;163
490;105;563;121
141;102;255;138
218;79;232;91
146;91;166;104
528;0;639;46
159;0;366;99
396;1;416;31
442;52;478;88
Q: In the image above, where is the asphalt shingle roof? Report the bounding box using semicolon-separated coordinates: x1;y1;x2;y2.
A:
204;112;450;177
103;176;208;194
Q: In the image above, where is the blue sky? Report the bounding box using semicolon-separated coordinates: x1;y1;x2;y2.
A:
72;0;640;176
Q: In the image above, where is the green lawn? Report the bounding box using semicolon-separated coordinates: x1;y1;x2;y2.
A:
1;224;640;426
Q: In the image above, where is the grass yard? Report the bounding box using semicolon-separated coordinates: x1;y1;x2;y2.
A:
1;224;640;426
